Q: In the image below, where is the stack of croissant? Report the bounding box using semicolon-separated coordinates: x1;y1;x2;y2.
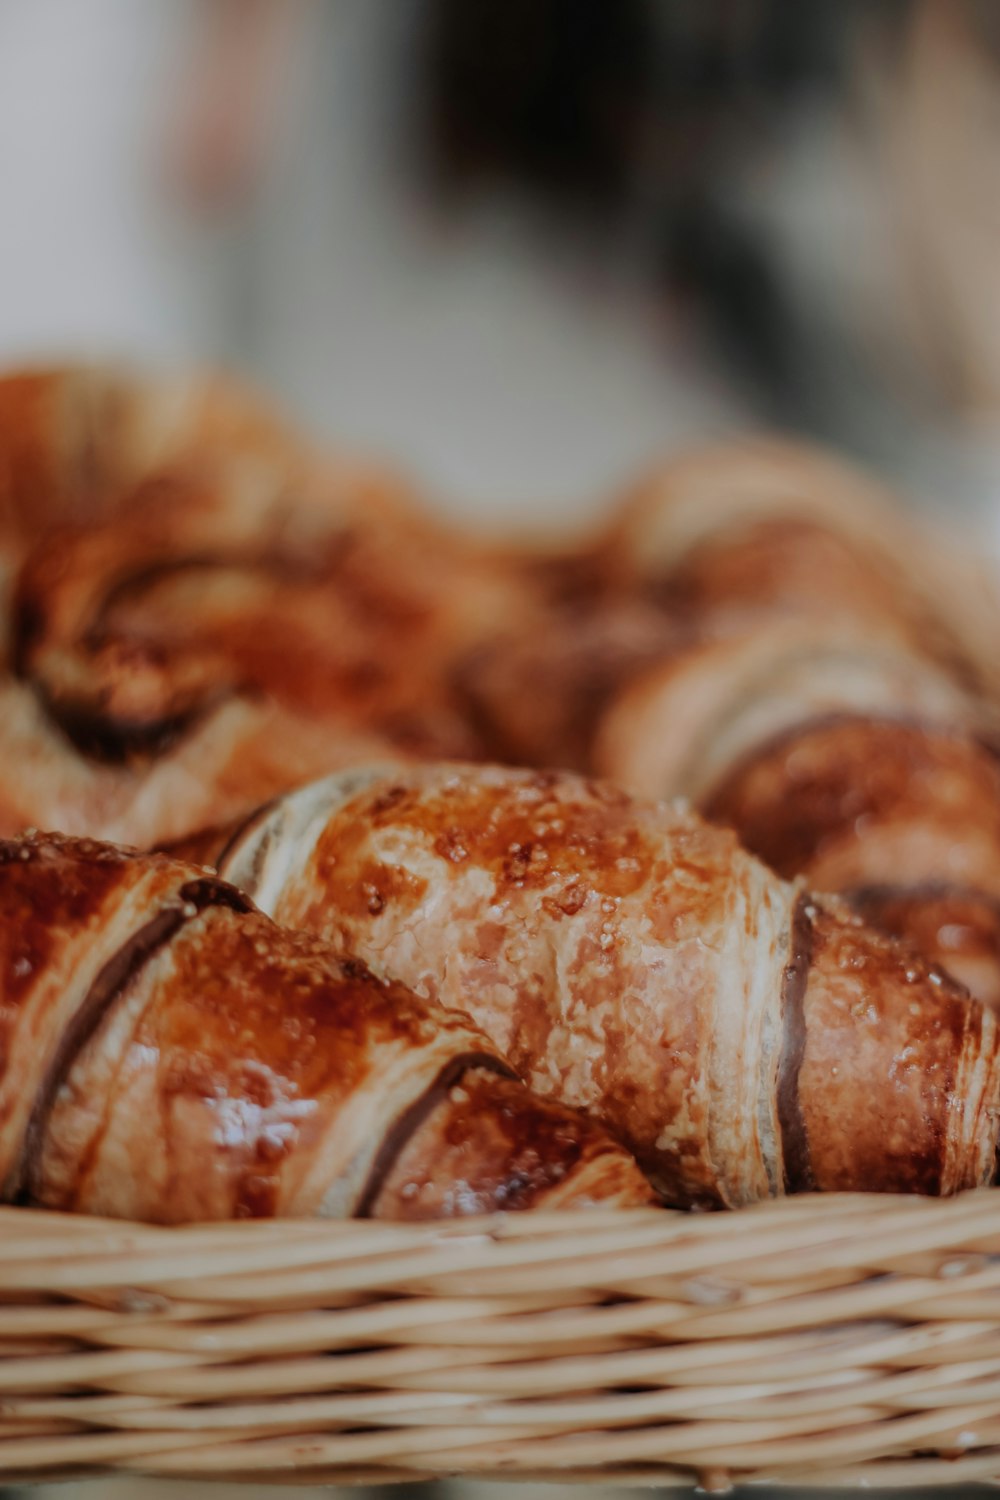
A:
4;362;1000;1227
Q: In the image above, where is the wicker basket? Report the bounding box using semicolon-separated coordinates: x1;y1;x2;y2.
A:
5;1193;1000;1489
3;513;1000;1491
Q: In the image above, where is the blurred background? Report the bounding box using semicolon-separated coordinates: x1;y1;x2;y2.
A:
2;0;1000;540
3;3;1000;1498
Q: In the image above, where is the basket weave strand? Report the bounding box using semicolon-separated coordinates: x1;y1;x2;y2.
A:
4;1195;1000;1486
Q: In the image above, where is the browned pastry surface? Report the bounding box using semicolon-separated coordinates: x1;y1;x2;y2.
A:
596;619;1000;1005
448;435;991;779
704;716;1000;896
0;831;653;1222
374;1067;643;1218
0;364;537;845
445;533;681;771
791;897;994;1196
457;593;679;771
11;469;490;759
0;365;314;586
215;763;1000;1208
850;885;1000;1015
602;435;981;675
8;362;1000;1037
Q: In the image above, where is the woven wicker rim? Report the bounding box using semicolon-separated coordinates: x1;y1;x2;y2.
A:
5;1190;1000;1487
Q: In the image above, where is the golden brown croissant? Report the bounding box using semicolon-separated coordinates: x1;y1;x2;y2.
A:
596;621;1000;1008
203;763;1000;1209
602;435;988;681
11;467;505;751
455;589;678;771
0;364;314;592
448;436;994;773
584;435;1000;1002
0;830;653;1222
0;364;530;844
0;365;409;843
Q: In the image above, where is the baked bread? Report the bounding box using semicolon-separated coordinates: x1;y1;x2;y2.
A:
0;831;653;1222
0;364;526;844
603;434;984;678
596;622;1000;1007
449;434;995;773
206;763;1000;1209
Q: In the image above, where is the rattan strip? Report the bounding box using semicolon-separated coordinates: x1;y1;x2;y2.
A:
4;1194;1000;1487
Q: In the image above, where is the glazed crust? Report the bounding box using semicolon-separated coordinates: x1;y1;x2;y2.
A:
596;622;1000;1008
704;716;1000;898
601;434;983;683
0;832;653;1223
0;680;400;850
435;438;985;779
797;900;998;1196
451;532;681;772
850;885;1000;1014
217;763;1000;1207
375;1067;653;1218
595;624;983;805
0;363;328;570
11;468;501;762
454;596;677;772
0;364;541;845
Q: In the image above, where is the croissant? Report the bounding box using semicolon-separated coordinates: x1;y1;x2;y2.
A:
0;366;404;842
0;831;652;1222
580;433;1000;1002
0;364;529;844
448;436;993;773
0;364;313;589
454;588;678;771
202;763;1000;1209
596;619;1000;1009
602;435;988;683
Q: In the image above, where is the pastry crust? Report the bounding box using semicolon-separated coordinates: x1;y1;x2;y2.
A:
0;832;653;1222
444;435;993;775
217;763;1000;1207
0;365;529;844
602;434;981;677
596;622;1000;1007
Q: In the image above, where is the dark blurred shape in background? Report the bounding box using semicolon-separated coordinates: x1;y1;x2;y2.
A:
2;0;1000;531
411;0;1000;500
423;0;655;208
420;0;857;422
416;1;905;435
